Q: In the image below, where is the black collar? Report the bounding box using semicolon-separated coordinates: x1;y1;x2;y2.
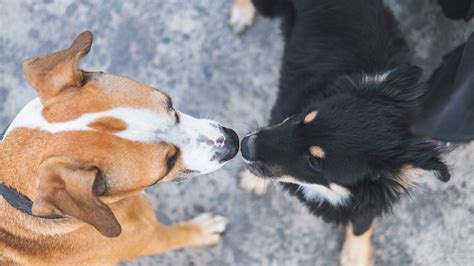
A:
0;182;63;219
1;121;62;219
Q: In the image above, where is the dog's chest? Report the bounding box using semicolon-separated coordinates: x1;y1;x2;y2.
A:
299;183;351;206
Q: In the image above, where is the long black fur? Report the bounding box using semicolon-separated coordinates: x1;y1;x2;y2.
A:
243;0;450;235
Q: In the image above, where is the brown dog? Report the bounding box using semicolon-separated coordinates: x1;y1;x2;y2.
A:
0;31;239;264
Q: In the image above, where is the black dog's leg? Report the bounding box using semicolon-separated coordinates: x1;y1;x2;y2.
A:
251;0;291;17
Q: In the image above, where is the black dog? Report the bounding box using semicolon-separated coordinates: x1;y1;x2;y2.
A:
240;0;451;264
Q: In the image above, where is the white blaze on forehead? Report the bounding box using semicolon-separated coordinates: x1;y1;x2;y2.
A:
4;98;229;175
279;176;350;206
4;98;173;142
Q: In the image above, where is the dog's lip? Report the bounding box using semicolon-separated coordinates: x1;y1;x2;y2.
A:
242;159;273;179
242;157;253;164
212;143;240;164
244;130;259;137
219;142;240;163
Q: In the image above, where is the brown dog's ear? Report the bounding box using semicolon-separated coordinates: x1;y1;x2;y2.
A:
22;31;93;103
32;158;122;237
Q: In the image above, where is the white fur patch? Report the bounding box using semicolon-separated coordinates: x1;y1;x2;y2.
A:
4;98;229;175
362;71;391;85
279;176;350;206
5;98;173;142
169;113;227;174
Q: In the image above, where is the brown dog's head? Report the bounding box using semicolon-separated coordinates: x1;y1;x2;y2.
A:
2;32;239;237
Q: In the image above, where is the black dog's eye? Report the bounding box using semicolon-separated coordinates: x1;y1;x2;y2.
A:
308;157;321;172
167;153;178;170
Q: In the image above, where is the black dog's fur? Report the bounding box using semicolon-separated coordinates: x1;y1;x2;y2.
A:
242;0;450;235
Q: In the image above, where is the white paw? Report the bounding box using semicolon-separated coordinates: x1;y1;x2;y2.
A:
239;170;271;195
189;213;229;246
229;0;256;33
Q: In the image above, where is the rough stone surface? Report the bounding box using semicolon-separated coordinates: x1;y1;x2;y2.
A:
0;0;473;265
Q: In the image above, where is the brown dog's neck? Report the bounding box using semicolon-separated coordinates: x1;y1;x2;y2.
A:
1;141;85;237
0;134;43;201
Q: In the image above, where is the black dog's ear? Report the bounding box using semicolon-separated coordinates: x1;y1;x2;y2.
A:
379;65;424;106
406;139;451;182
414;155;450;182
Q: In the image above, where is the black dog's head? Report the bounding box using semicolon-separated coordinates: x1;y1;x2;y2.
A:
241;66;450;188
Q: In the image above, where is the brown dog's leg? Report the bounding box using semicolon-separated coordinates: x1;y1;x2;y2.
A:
340;224;374;266
229;0;256;33
139;213;228;256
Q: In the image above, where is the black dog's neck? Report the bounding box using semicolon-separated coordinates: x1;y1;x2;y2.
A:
269;0;410;125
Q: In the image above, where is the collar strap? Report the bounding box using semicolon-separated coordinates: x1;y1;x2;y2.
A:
0;182;63;219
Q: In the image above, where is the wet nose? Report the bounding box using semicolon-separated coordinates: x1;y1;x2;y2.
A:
220;127;239;162
241;134;258;161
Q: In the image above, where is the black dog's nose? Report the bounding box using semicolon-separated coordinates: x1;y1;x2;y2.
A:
220;127;239;162
241;134;258;161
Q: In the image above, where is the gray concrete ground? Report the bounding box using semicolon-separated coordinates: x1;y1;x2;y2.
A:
1;0;473;265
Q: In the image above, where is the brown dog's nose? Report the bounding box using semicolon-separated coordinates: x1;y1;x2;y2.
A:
219;127;239;163
241;134;257;161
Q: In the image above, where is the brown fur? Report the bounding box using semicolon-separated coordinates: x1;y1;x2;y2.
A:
88;117;128;133
309;146;325;159
1;192;222;264
304;111;318;124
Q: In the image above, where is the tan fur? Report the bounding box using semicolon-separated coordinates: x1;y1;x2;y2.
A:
340;224;374;266
309;146;325;159
304;111;318;124
41;72;172;123
229;0;256;33
88;117;128;133
394;164;423;193
1;193;225;265
0;32;227;264
239;170;271;195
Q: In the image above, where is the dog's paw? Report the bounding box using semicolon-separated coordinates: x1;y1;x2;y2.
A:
229;0;256;33
340;227;374;266
185;213;229;246
239;170;270;195
340;245;374;266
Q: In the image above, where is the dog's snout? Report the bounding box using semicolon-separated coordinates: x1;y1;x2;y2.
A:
241;134;258;161
220;127;239;162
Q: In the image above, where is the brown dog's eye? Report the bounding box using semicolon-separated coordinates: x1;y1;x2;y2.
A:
92;171;107;196
167;100;174;112
167;153;178;170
